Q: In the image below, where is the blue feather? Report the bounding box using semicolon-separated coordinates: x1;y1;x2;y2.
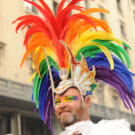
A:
86;53;135;93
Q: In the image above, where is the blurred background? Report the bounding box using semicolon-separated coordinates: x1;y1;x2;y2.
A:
0;0;135;135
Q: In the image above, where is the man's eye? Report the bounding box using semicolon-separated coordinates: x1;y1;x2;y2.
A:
55;100;61;105
65;96;74;102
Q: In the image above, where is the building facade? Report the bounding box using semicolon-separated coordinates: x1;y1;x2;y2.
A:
0;0;135;135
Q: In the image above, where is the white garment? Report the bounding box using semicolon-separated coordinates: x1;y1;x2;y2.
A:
60;119;135;135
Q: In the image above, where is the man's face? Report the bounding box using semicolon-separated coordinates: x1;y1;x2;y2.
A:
55;87;87;127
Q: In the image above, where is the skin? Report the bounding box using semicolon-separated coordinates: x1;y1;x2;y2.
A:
55;87;90;128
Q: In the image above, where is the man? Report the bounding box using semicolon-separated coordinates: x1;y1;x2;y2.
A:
55;87;90;128
13;0;135;134
54;87;135;135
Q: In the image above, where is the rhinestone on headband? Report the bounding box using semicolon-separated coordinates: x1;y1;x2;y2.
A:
59;68;68;80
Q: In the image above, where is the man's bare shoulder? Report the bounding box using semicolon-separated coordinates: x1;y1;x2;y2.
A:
60;119;135;135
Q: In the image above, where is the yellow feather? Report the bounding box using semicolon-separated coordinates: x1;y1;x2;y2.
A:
94;44;114;70
72;31;115;70
38;47;58;64
78;41;114;69
28;71;36;82
79;31;123;45
32;63;35;70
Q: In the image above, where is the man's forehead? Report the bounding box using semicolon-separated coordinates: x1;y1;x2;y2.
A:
55;87;80;98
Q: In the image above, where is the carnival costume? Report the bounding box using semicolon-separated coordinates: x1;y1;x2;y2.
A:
13;0;135;134
60;119;135;135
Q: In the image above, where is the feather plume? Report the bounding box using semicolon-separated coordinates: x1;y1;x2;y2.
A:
13;0;135;133
86;53;135;112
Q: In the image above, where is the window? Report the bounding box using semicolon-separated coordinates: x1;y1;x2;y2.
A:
124;46;128;53
99;6;106;20
97;83;104;105
24;0;37;14
0;114;11;135
132;0;135;3
113;96;119;109
100;12;105;20
0;42;6;64
120;21;126;37
131;125;135;132
97;90;104;105
0;119;2;135
0;42;5;49
21;116;51;135
134;11;135;24
85;0;89;9
53;1;58;17
117;0;122;12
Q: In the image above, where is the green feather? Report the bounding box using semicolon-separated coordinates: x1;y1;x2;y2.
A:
115;45;130;68
123;42;131;49
33;56;59;108
76;39;130;68
93;40;125;63
96;40;130;68
33;61;48;108
76;46;101;60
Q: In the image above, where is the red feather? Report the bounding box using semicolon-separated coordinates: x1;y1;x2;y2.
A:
56;5;84;33
24;0;51;23
68;0;86;6
23;26;51;49
38;0;59;36
57;0;66;15
14;0;98;70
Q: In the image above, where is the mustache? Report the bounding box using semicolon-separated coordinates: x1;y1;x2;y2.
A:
59;110;71;115
56;107;71;116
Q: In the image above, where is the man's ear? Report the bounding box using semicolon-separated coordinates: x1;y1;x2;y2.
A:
85;96;90;109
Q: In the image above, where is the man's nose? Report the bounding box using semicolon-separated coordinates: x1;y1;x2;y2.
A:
59;100;67;108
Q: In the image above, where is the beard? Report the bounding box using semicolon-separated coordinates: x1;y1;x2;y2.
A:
55;105;86;127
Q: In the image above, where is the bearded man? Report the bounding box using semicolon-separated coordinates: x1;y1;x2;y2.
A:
55;87;90;127
13;0;135;135
54;87;135;135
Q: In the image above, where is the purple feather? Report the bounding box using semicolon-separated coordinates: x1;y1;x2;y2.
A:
90;66;135;112
47;95;54;134
43;89;52;124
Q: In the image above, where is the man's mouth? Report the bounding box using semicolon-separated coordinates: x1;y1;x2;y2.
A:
59;111;71;116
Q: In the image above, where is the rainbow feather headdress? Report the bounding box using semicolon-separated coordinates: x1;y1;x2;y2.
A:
13;0;135;133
